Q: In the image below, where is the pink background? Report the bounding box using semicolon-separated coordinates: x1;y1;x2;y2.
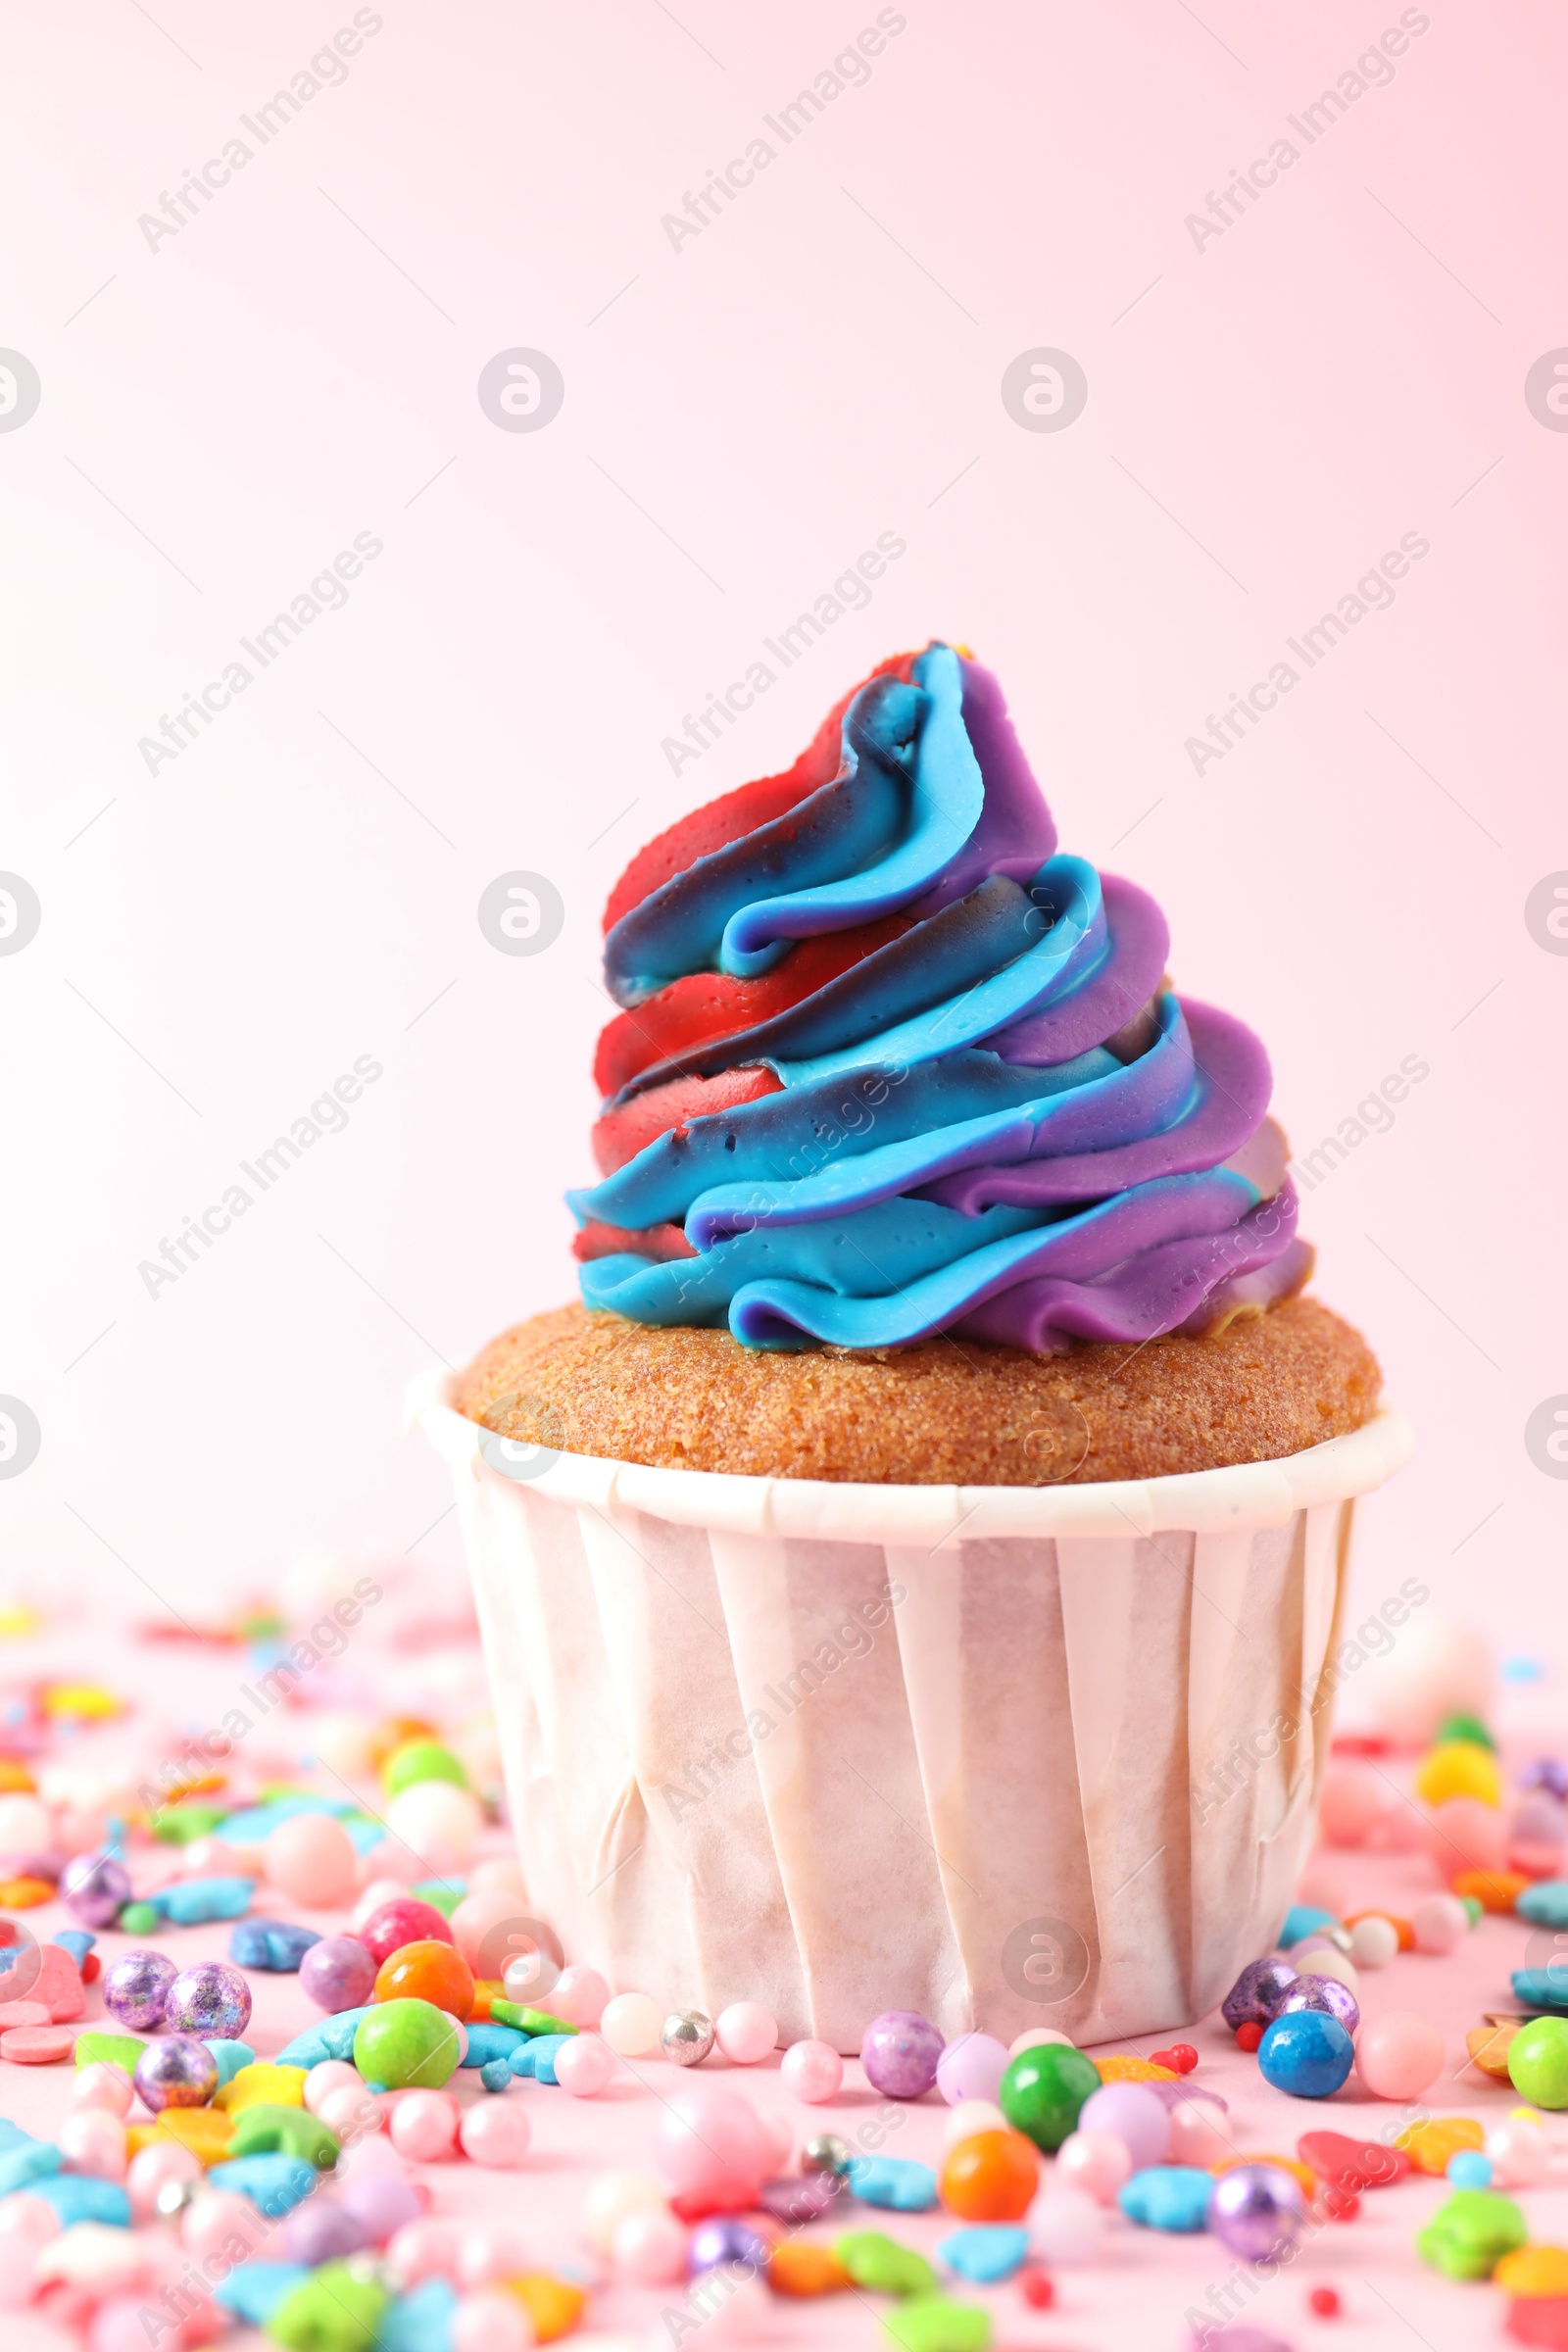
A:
2;0;1563;1633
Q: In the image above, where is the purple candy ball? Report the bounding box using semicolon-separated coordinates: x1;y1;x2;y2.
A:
1274;1973;1360;2038
687;2217;771;2279
298;1934;377;2015
133;2034;219;2113
336;2173;422;2245
935;2031;1009;2108
164;1960;252;2039
860;2009;944;2100
1078;2081;1171;2169
60;1851;132;1929
1523;1757;1568;1801
757;2173;842;2225
103;1948;178;2032
280;2202;371;2265
1220;1956;1298;2032
1207;2162;1307;2264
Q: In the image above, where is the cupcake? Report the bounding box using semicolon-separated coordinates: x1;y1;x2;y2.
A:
418;643;1411;2048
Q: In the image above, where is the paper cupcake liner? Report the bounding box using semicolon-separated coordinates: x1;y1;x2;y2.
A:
412;1368;1412;2049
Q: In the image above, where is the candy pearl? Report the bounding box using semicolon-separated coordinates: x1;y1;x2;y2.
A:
454;2226;534;2289
1077;2082;1170;2169
336;2130;404;2180
318;2083;386;2143
551;1964;612;2030
337;2173;423;2245
1354;2012;1445;2101
942;2099;1006;2153
1317;1764;1391;1846
1411;1892;1469;1955
389;2090;460;2162
74;2063;134;2119
1055;2128;1133;2204
384;1781;484;1866
458;2099;532;2168
304;2059;364;2115
1348;1916;1399;1969
353;1878;411;1931
1487;2118;1551;2188
582;2170;669;2256
60;1852;132;1928
299;1936;377;2015
57;2109;127;2180
1031;2187;1103;2265
688;2216;771;2279
803;2132;851;2175
181;2190;265;2264
264;1813;359;1908
386;2218;465;2286
452;2291;530;2352
446;1889;527;1979
663;2009;716;2067
163;1963;252;2040
655;2086;769;2204
781;2039;843;2104
126;2143;202;2223
601;1991;662;2057
1275;1976;1360;2038
1168;2096;1233;2168
715;2002;777;2066
1209;2163;1306;2262
1293;1942;1360;1994
935;2032;1009;2108
102;1950;178;2032
0;2191;57;2312
133;2036;219;2114
1008;2027;1075;2057
555;2034;614;2096
861;2010;944;2100
614;2207;689;2283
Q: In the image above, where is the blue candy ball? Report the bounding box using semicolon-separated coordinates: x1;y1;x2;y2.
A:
1446;2149;1493;2188
479;2059;513;2092
1256;2009;1353;2098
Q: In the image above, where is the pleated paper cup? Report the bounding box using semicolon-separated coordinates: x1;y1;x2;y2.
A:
411;1366;1412;2051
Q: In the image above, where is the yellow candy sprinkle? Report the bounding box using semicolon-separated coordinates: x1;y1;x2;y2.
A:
1210;2152;1316;2196
1415;1740;1503;1808
1466;2021;1519;2080
1094;2055;1178;2082
215;2063;308;2114
1395;2116;1485;2174
1494;2244;1568;2298
0;1761;36;1792
42;1684;119;1720
507;2277;587;2341
0;1605;39;1639
0;1877;54;1909
126;2110;236;2166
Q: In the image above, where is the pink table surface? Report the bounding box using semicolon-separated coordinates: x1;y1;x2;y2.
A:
1;1622;1562;2352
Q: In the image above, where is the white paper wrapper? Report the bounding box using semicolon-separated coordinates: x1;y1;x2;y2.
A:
412;1369;1412;2049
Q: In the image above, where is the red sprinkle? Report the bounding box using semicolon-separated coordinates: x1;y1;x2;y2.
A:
1235;2022;1264;2052
80;1952;101;1984
1152;2042;1198;2074
1309;2285;1343;2317
1018;2263;1054;2308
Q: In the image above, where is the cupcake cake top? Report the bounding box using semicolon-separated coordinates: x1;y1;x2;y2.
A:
570;644;1311;1353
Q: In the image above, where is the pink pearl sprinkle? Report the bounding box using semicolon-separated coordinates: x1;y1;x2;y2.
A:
57;2109;127;2180
389;2091;460;2162
1410;1891;1469;1955
458;2099;532;2169
1055;2128;1133;2205
387;2217;466;2287
714;2002;778;2066
303;2060;363;2116
126;2143;202;2223
318;2082;384;2141
1354;2011;1445;2102
780;2038;843;2104
454;2226;534;2290
451;2290;530;2352
182;2190;267;2264
613;2206;690;2283
551;1964;612;2029
555;2034;614;2097
73;2063;134;2119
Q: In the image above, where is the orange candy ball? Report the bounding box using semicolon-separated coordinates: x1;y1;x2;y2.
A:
372;1938;475;2020
939;2128;1040;2220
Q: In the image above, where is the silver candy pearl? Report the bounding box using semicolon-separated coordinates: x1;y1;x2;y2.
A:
662;2007;715;2066
155;2179;197;2220
802;2132;852;2176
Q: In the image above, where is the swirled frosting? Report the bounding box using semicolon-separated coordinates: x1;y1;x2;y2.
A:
570;645;1311;1352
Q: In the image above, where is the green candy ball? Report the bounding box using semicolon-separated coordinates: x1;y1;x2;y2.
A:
117;1901;160;1936
1508;2015;1568;2109
382;1739;468;1796
352;1997;462;2091
998;2041;1102;2150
